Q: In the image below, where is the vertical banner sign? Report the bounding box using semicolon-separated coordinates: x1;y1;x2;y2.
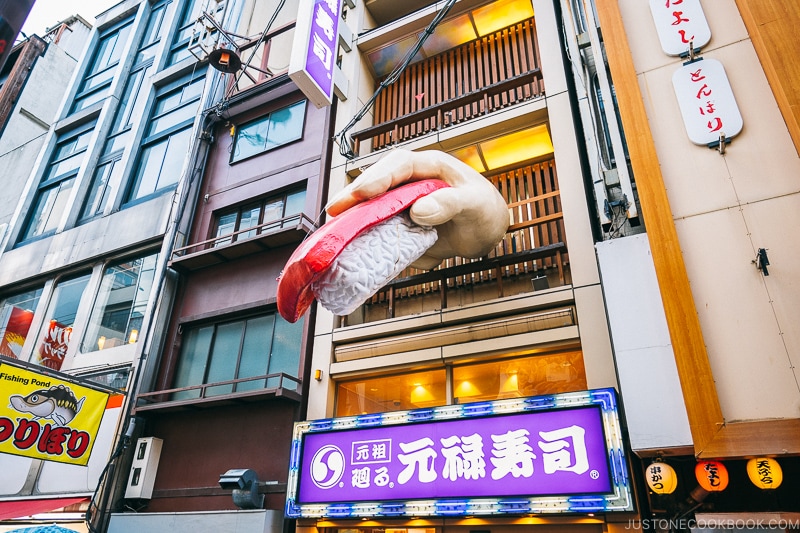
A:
648;0;711;56
672;58;743;145
0;362;109;465
286;388;633;518
289;0;342;108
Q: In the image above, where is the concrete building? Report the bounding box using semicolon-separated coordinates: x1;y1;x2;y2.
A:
0;0;234;529
0;16;92;250
106;0;335;531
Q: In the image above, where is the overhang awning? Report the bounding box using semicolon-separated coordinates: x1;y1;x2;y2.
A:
0;497;88;520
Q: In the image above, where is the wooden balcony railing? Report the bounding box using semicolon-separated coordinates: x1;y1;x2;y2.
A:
351;69;543;156
342;157;568;324
351;18;544;157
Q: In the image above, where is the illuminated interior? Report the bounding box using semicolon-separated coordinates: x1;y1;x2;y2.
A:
449;124;554;172
367;0;535;78
335;351;586;416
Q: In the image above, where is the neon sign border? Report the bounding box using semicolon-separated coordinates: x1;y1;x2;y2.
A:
286;387;633;518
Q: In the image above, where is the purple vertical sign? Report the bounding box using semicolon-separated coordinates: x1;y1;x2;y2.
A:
289;0;341;108
296;406;611;503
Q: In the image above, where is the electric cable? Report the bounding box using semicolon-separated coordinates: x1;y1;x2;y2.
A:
335;0;459;159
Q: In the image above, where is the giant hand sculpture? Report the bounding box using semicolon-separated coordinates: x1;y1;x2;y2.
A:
277;149;510;322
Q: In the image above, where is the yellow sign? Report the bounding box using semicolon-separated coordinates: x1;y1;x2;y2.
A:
0;362;109;465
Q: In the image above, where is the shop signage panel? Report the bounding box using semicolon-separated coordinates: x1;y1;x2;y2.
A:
648;0;711;56
286;388;633;518
289;0;341;108
0;361;110;465
672;58;743;145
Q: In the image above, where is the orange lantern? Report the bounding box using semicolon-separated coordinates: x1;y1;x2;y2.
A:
695;460;729;492
746;457;783;490
645;461;678;494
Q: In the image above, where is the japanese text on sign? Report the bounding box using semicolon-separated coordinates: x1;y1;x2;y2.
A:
672;58;743;145
648;0;711;56
297;406;610;503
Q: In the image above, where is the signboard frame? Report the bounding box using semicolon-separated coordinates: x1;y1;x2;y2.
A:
289;0;342;108
0;359;113;466
286;388;633;518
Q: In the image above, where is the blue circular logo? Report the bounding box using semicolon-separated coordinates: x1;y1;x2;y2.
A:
310;444;345;489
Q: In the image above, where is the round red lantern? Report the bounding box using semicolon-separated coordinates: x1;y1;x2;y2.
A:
695;460;729;492
645;461;678;494
746;457;783;489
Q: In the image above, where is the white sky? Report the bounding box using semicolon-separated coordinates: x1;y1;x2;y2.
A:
20;0;120;40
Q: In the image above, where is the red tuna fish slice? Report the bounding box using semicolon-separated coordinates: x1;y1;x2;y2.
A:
277;179;450;323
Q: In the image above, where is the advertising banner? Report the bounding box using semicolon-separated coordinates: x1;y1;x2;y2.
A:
287;388;633;518
289;0;342;108
0;362;110;465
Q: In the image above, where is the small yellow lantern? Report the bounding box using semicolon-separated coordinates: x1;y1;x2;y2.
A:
645;461;678;494
695;460;729;492
746;457;783;490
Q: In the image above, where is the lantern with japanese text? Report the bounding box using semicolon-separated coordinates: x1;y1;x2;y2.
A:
695;460;729;492
746;457;783;490
645;461;678;494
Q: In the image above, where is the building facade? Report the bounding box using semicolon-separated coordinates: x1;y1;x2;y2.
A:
1;0;798;532
0;0;234;529
299;1;637;533
296;0;799;532
0;16;92;249
106;0;335;532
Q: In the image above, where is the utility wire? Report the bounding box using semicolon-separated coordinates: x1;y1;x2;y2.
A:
335;0;459;159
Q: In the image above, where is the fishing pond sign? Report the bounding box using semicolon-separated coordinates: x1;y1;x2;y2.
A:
0;361;109;465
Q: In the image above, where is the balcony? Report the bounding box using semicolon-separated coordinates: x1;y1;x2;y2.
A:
341;157;570;326
169;213;316;272
350;18;544;158
135;372;302;413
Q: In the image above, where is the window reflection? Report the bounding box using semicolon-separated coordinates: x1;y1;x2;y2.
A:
231;100;306;162
34;273;92;370
0;287;43;359
83;252;159;352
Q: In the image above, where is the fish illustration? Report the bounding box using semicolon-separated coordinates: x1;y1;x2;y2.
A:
9;384;86;427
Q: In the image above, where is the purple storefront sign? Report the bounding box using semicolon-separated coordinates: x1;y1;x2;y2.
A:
289;0;341;108
296;406;611;503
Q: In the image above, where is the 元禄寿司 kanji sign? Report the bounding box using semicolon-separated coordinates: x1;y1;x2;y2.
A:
286;388;633;518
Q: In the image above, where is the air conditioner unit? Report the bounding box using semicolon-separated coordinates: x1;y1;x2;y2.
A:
124;437;163;499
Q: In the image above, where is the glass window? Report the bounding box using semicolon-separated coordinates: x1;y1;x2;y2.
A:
33;273;92;370
20;122;96;241
0;287;43;359
80;3;172;221
210;189;306;247
70;17;134;114
335;352;587;416
82;252;160;352
125;71;205;202
171;312;304;401
453;352;586;403
167;0;206;66
83;366;132;391
336;369;447;416
231;100;306;162
136;0;172;65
